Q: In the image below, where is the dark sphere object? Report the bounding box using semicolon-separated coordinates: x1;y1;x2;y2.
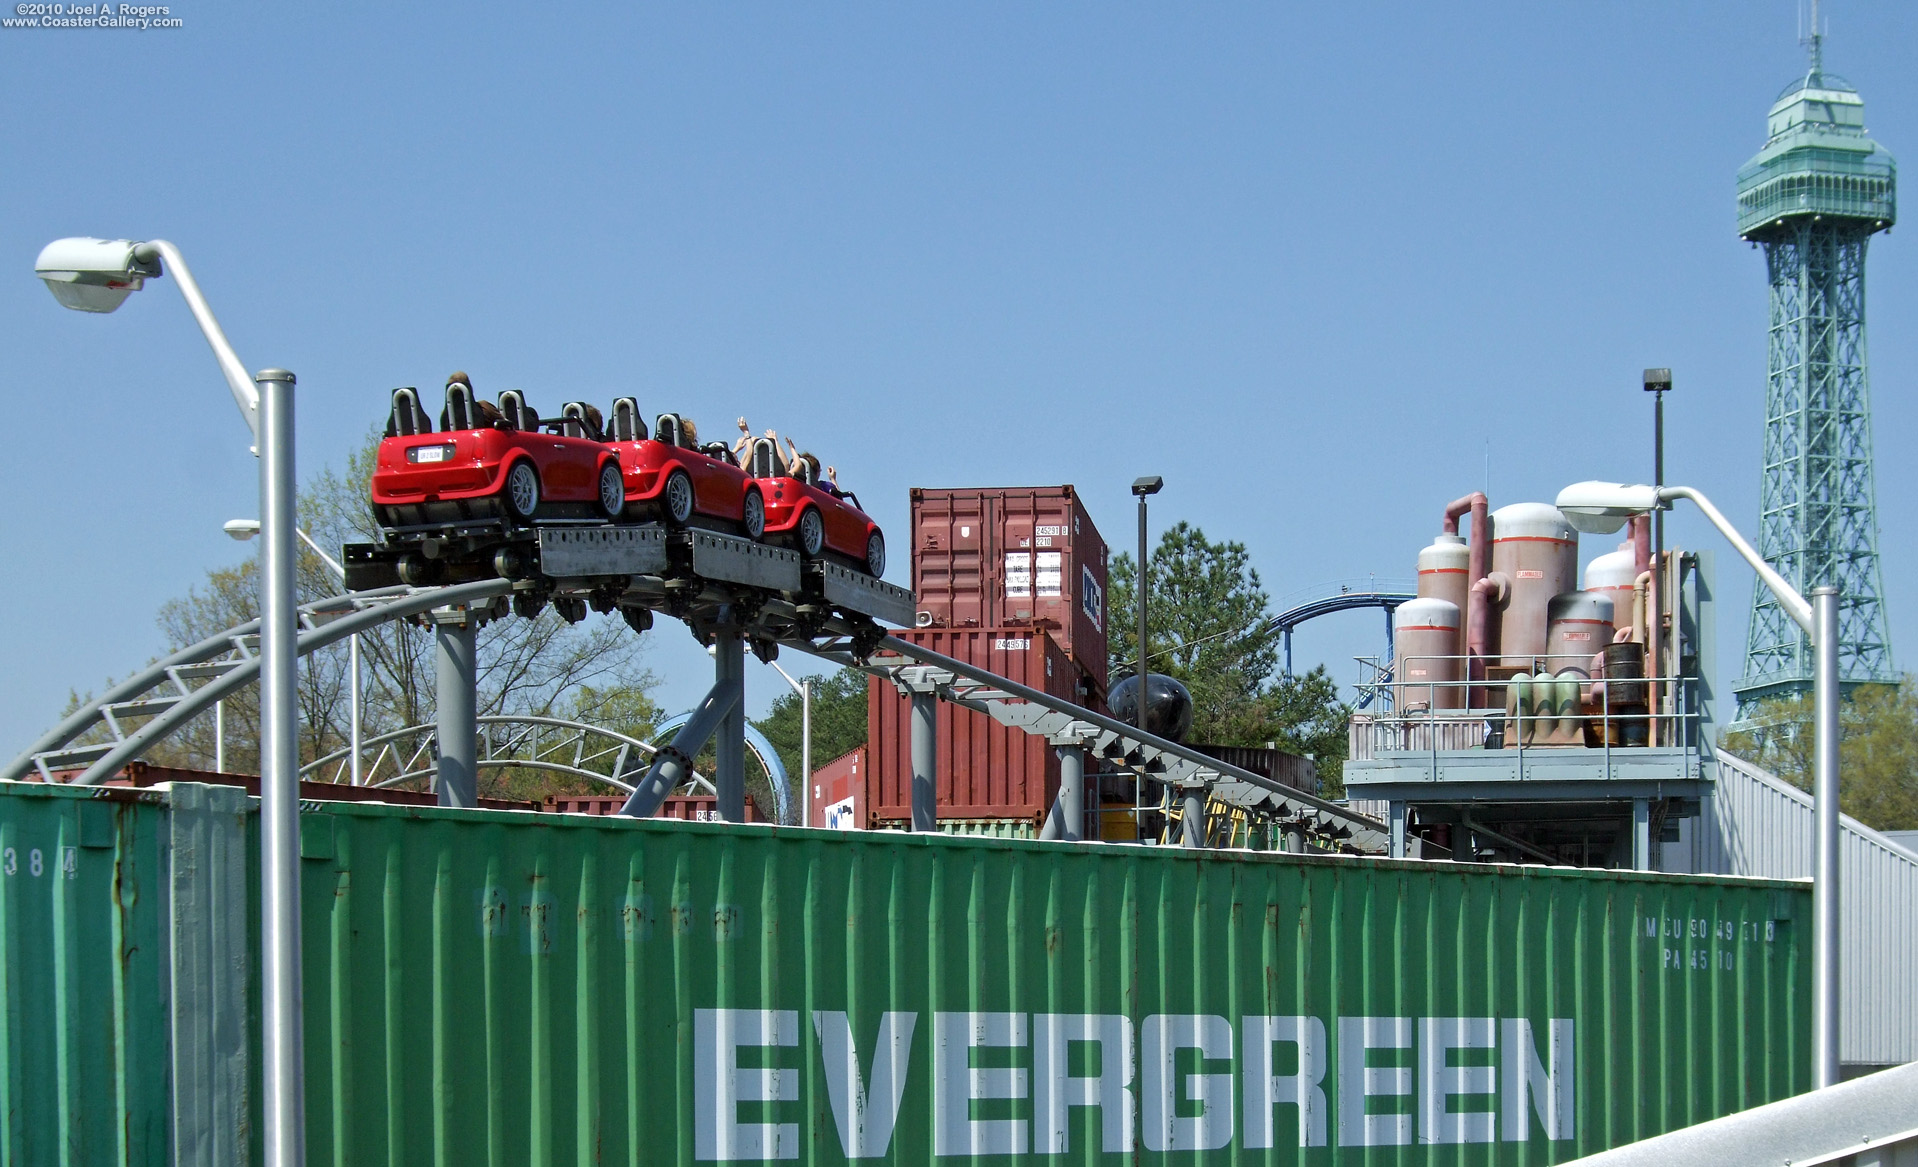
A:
1108;673;1194;742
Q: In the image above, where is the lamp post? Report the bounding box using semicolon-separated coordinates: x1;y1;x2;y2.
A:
1558;480;1842;1088
37;238;307;1163
1644;369;1672;744
1130;476;1165;841
230;519;362;786
768;661;812;826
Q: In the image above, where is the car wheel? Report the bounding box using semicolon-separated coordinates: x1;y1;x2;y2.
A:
596;461;625;519
865;530;886;577
504;461;541;521
798;507;825;558
663;470;696;525
742;489;766;540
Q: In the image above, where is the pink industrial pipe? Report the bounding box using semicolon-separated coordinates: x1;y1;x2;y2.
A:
1446;493;1492;701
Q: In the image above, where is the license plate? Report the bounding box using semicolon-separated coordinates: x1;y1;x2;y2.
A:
409;445;452;464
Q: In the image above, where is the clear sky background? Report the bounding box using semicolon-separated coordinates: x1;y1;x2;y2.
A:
1;1;1912;754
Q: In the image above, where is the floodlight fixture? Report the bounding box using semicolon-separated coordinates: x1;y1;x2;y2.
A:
35;237;261;443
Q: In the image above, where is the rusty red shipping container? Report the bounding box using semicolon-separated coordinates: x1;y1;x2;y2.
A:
808;745;866;829
867;627;1086;823
545;792;766;822
910;485;1110;692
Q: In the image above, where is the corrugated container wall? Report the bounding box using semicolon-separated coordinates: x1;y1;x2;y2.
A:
1676;751;1918;1068
810;746;866;829
867;628;1079;823
910;485;1111;693
0;779;1811;1165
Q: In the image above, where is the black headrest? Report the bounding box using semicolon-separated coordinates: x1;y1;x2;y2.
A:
610;397;642;441
497;390;537;432
387;388;432;437
655;413;682;446
560;402;603;441
747;437;781;478
441;380;478;432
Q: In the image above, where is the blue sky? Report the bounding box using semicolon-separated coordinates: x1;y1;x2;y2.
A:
1;1;1912;750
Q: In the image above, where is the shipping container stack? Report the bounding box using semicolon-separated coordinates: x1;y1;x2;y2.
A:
861;486;1111;833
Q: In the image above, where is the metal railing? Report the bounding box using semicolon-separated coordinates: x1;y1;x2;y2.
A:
1349;652;1701;781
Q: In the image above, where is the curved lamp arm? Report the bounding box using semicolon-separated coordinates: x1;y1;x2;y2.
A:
1660;485;1814;636
133;240;261;444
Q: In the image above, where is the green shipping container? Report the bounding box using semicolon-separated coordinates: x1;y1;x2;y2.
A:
0;780;1808;1164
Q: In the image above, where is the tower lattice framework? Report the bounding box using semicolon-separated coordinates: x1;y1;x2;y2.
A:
1734;26;1897;716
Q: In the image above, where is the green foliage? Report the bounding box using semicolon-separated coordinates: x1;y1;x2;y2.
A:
1108;521;1351;794
1722;678;1918;831
754;668;870;797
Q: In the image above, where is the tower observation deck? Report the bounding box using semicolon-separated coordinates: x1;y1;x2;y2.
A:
1734;17;1897;714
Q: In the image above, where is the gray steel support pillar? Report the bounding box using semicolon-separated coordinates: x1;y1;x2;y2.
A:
1040;745;1085;842
1812;587;1842;1089
1181;788;1206;849
910;692;937;832
435;613;478;809
1388;801;1407;859
619;674;742;817
713;628;746;823
1632;798;1652;871
1282;825;1306;855
255;369;305;1167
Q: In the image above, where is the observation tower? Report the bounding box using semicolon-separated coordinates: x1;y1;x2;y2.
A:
1733;12;1897;716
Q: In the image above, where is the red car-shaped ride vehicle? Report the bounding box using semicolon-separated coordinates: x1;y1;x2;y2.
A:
370;381;626;536
603;399;765;537
742;437;886;576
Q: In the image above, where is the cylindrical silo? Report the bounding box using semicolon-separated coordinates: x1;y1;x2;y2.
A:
1393;597;1462;711
1491;502;1578;669
1583;544;1638;643
1417;533;1471;657
1545;591;1615;672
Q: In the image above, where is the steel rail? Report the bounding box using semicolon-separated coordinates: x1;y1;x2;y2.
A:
794;634;1391;851
68;581;509;785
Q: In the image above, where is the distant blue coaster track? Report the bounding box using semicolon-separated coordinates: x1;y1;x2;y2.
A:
1269;579;1416;707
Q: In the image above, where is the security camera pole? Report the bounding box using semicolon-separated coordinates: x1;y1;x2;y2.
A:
37;238;305;1162
1558;479;1842;1087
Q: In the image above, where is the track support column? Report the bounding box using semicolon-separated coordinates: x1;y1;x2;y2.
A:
910;691;937;832
1040;734;1089;842
713;628;746;823
434;606;479;809
1388;801;1407;859
1181;787;1206;848
1632;797;1652;871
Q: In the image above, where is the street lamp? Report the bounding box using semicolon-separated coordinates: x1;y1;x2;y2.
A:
768;661;812;827
229;519;363;787
1559;480;1841;1088
37;238;307;1163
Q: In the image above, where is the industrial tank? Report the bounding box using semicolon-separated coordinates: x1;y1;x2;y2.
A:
1584;543;1640;642
1491;502;1578;668
1393;597;1463;710
1545;591;1615;670
1416;533;1470;656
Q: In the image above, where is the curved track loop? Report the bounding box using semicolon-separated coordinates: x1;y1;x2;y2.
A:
302;714;717;800
4;581;508;786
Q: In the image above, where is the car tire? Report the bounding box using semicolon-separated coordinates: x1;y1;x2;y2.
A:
742;489;766;541
798;507;825;558
504;461;541;521
596;461;625;519
663;470;696;526
865;531;886;577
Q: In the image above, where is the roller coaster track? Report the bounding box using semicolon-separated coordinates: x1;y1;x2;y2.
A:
8;524;1387;851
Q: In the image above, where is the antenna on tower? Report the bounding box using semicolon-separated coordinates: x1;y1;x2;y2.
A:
1802;0;1824;74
